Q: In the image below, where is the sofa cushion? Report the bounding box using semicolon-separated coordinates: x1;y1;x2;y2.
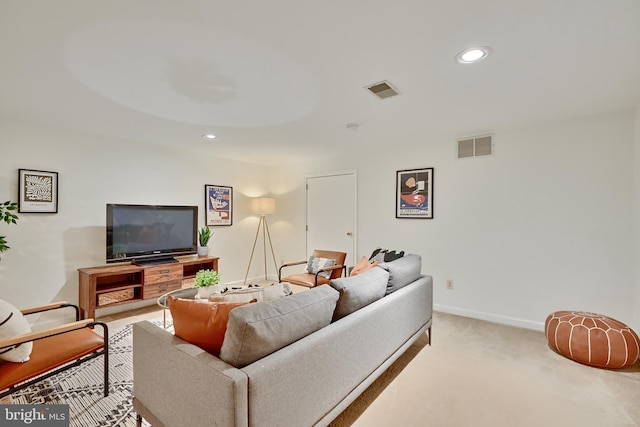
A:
378;253;422;294
220;285;339;367
349;256;379;277
0;299;33;362
168;296;252;356
330;266;389;320
304;256;336;278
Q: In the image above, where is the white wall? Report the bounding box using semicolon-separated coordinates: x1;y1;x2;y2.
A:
0;120;272;317
2;110;636;332
634;105;640;332
270;111;637;331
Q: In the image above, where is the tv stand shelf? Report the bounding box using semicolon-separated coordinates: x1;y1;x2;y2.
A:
78;255;219;319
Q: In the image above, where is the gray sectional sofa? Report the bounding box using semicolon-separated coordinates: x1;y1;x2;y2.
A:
132;254;433;427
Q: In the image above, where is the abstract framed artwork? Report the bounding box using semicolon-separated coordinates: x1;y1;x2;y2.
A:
18;169;59;213
205;185;233;226
396;168;434;219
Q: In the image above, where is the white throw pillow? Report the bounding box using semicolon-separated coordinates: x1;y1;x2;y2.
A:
0;299;33;362
303;256;336;278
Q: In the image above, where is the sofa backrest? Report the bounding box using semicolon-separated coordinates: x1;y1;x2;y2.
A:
219;285;339;367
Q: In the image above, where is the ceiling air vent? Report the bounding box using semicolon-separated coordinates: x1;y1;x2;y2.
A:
365;80;400;100
457;135;493;159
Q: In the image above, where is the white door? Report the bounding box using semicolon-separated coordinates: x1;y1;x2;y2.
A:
306;171;357;269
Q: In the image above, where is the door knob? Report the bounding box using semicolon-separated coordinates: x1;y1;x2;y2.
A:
346;232;353;237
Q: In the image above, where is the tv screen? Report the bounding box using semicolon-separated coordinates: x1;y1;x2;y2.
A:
106;204;198;265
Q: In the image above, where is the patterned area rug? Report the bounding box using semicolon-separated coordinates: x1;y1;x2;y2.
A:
1;319;170;427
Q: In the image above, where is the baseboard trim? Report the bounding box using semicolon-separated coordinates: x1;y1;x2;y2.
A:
434;304;545;332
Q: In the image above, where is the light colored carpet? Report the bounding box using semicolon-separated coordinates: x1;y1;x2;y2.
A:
4;309;639;426
330;311;640;427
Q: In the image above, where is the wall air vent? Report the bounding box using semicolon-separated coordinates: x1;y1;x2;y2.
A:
365;80;400;100
457;135;493;159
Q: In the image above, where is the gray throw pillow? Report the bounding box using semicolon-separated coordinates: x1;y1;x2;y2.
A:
378;253;422;294
219;285;339;367
329;266;389;321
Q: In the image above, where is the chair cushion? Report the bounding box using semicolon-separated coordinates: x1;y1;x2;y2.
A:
304;256;336;278
168;296;252;356
219;285;339;367
378;254;422;294
283;273;331;288
349;256;378;277
0;299;33;362
330;266;389;320
0;328;104;390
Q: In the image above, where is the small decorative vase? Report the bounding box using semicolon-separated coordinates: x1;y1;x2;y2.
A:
197;246;209;257
197;284;219;299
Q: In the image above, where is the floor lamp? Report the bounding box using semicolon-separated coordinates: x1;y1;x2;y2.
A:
244;197;278;286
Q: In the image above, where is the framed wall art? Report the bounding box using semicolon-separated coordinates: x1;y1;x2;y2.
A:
205;184;233;226
396;168;434;219
18;169;59;213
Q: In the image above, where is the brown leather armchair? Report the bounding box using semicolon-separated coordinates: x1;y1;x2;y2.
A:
278;250;347;287
0;301;109;398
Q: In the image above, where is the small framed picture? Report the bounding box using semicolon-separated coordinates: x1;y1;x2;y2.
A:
205;185;233;226
18;169;59;213
396;168;434;219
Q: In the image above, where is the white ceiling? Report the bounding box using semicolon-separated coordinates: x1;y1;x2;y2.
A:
1;1;639;166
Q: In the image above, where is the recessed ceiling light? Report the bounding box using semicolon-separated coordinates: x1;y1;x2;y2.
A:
456;46;492;64
202;134;217;140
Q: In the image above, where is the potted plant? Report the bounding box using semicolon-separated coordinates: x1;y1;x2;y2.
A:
194;268;221;298
0;201;19;260
197;226;213;257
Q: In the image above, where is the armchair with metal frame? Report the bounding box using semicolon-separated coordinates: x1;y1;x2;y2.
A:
0;301;109;399
278;249;347;288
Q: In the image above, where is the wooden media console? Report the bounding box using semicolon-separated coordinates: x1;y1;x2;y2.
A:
78;255;219;319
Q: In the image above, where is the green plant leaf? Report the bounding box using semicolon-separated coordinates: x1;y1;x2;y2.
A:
0;201;19;259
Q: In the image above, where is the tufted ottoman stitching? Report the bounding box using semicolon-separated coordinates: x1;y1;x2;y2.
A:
545;311;640;369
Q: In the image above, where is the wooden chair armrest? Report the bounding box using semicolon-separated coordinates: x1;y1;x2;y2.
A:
318;264;345;272
21;301;68;315
278;260;308;281
0;319;96;350
314;264;347;285
21;301;81;321
281;260;307;268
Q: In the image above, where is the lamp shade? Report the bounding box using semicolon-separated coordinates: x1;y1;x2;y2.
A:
251;197;275;215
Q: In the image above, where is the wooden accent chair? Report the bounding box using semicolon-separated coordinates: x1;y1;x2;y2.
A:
0;301;109;399
278;250;347;288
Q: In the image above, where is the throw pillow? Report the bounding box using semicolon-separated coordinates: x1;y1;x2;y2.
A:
330;266;389;320
369;248;405;263
378;253;422;294
0;299;33;362
304;256;336;278
219;285;339;367
349;256;378;277
168;296;252;356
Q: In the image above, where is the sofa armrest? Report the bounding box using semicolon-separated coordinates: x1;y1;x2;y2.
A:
133;321;249;427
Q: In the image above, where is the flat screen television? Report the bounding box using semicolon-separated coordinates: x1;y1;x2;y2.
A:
106;204;198;265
